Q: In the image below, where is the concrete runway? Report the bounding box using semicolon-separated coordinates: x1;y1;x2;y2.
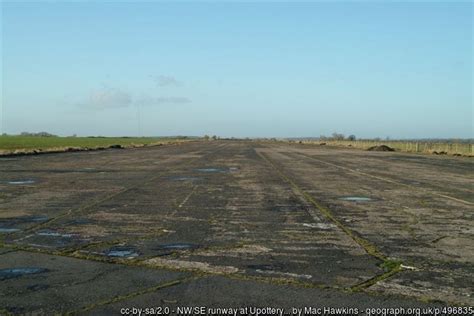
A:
0;141;472;314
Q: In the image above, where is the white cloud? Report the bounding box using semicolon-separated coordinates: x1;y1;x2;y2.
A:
77;86;190;111
151;75;183;87
87;88;131;109
135;95;191;106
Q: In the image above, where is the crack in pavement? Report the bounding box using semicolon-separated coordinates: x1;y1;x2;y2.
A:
66;277;195;315
255;150;403;290
5;143;229;239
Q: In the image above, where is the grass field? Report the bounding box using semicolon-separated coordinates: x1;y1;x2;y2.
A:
0;135;190;153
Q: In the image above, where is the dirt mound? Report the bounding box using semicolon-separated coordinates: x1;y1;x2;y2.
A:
367;145;395;152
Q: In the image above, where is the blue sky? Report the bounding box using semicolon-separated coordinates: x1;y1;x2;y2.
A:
1;1;472;138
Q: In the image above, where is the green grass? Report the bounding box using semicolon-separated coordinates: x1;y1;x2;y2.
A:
380;259;403;272
0;135;189;152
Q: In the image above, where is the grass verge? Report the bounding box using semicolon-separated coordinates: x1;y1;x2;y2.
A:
0;135;191;155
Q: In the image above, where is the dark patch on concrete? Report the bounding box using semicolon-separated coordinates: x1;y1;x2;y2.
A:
0;215;49;225
156;243;200;251
26;216;49;222
12;229;87;249
0;216;49;233
27;283;50;291
65;218;93;225
0;250;188;314
0;267;49;280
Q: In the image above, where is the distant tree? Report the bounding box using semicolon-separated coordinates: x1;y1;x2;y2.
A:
331;132;345;140
319;135;327;141
203;135;210;141
211;135;217;140
20;131;56;137
347;134;356;141
37;132;53;137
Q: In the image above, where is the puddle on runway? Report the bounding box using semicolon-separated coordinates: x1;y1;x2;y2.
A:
22;216;49;222
0;216;49;233
7;179;36;185
195;166;239;173
0;268;49;280
247;263;284;271
66;218;93;225
156;243;200;250
196;168;227;173
170;176;201;182
339;196;373;202
254;269;312;280
22;229;86;248
0;228;20;233
36;230;74;238
103;246;140;258
27;283;50;291
246;264;312;279
302;223;335;230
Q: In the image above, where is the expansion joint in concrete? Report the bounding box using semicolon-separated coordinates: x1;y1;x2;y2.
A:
256;150;403;290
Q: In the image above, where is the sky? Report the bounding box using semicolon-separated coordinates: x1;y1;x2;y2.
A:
1;1;472;138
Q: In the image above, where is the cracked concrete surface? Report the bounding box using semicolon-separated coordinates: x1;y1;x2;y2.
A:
0;141;472;314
